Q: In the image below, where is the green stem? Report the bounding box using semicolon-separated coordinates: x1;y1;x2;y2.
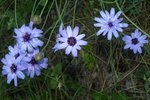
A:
42;0;55;29
14;0;18;28
41;0;68;51
33;1;41;15
72;0;78;27
30;0;38;20
41;19;59;52
55;0;63;23
40;0;49;17
115;0;150;37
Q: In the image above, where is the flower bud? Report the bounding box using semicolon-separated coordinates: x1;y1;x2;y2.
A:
35;52;44;61
31;15;42;25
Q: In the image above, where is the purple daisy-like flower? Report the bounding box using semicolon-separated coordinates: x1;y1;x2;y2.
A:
1;54;27;86
8;44;26;58
122;29;148;54
53;24;64;52
53;24;88;57
23;49;48;78
14;21;44;52
94;8;128;40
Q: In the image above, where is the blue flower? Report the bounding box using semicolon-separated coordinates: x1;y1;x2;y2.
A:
122;29;148;54
23;49;48;78
8;44;26;58
53;24;87;57
14;21;44;52
94;8;128;40
1;54;27;86
53;24;64;52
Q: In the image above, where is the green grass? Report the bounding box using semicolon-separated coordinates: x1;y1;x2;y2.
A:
0;0;150;100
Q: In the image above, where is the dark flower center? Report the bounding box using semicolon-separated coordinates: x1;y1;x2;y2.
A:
132;38;139;45
10;64;17;73
30;58;38;65
108;22;113;28
23;33;31;42
67;37;77;46
15;53;20;58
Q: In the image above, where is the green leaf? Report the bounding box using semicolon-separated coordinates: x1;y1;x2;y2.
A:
92;92;108;100
50;78;58;89
51;63;62;77
50;63;62;89
144;46;150;55
82;53;95;70
111;93;127;100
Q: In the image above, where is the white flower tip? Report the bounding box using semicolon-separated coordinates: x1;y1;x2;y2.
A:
123;46;127;50
116;11;122;17
29;21;34;28
118;11;122;14
122;36;126;41
84;41;88;45
73;55;78;58
96;32;100;36
73;26;79;33
21;24;26;29
107;35;112;40
122;23;128;27
135;29;139;33
111;8;115;10
67;26;72;30
74;26;79;29
110;8;115;13
94;17;97;21
59;23;63;32
133;51;137;54
94;23;97;27
14;28;17;32
100;10;104;14
108;38;111;41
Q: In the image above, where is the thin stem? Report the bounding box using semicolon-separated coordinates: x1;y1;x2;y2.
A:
14;0;18;28
41;0;68;51
40;0;49;17
72;0;78;27
33;1;41;15
30;0;38;20
115;0;150;37
41;19;59;52
55;0;63;23
42;0;55;29
85;33;95;40
43;0;68;35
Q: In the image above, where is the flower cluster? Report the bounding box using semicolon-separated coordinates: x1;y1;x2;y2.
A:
94;8;148;53
1;22;48;86
94;8;128;40
53;24;88;57
1;7;149;87
122;29;148;54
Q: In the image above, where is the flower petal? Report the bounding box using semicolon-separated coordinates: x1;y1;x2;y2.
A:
76;34;85;40
65;46;72;55
66;26;73;37
107;29;112;40
113;29;119;38
57;43;68;49
17;71;25;79
73;26;79;37
14;75;18;87
97;29;105;36
72;48;78;57
110;8;115;17
77;40;87;46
